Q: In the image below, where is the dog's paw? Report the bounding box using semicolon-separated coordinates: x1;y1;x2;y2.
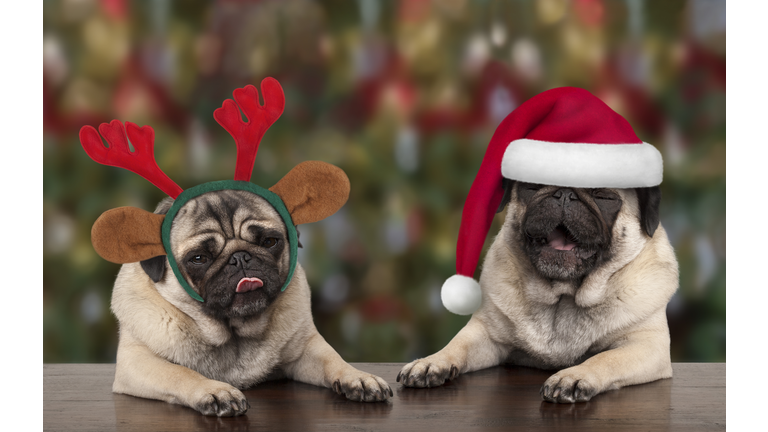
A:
331;372;392;402
540;368;600;403
397;357;459;388
191;380;249;417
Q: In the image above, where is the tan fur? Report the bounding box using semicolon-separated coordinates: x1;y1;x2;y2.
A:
399;187;678;403
112;263;391;415
110;187;390;417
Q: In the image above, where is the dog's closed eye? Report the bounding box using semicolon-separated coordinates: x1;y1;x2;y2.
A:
590;189;619;201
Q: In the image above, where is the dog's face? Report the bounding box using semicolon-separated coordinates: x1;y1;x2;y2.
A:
500;180;660;281
159;190;291;319
91;160;350;321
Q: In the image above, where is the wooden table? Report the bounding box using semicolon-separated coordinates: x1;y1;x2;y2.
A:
44;363;724;431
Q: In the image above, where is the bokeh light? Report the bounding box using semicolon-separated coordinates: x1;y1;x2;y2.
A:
43;0;725;363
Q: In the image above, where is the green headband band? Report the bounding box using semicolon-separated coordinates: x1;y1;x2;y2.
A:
161;180;299;302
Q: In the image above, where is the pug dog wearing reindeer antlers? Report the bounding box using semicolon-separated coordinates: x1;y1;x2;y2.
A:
80;78;391;417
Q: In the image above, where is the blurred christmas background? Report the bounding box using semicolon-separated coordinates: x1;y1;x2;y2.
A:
43;0;725;363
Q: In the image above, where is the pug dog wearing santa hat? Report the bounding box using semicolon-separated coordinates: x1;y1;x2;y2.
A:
398;87;678;403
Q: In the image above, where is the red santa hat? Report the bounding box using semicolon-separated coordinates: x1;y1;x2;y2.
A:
441;87;663;315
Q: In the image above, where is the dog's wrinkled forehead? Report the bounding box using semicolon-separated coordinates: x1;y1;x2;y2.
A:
170;190;287;251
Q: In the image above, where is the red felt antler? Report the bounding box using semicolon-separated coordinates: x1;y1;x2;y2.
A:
214;77;285;182
79;120;184;199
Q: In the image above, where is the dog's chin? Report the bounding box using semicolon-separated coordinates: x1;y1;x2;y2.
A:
524;224;604;281
201;282;282;320
230;289;274;318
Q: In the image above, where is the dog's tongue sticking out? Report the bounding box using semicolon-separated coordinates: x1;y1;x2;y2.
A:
236;277;264;293
547;226;578;251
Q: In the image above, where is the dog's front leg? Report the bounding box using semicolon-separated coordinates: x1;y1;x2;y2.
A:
113;333;249;416
540;310;673;403
398;316;507;388
282;332;392;402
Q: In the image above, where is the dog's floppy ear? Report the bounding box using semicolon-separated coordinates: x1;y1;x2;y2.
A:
496;178;515;213
269;161;350;225
91;207;167;263
140;256;167;282
635;186;661;238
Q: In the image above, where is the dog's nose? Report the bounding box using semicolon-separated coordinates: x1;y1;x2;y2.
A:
229;251;252;268
553;188;578;204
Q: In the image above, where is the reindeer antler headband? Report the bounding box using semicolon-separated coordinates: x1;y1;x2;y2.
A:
80;78;350;302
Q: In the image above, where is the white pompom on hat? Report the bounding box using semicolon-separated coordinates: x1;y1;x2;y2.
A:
441;275;482;315
442;87;663;315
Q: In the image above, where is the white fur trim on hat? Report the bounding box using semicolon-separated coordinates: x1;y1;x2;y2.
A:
441;275;482;315
501;139;663;188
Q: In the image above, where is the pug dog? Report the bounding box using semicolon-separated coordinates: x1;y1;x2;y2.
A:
398;181;678;403
98;163;392;417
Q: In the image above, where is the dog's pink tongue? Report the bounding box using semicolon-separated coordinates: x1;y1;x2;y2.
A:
236;277;263;293
547;227;577;251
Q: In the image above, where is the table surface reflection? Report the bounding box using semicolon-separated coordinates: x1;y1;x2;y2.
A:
44;363;724;431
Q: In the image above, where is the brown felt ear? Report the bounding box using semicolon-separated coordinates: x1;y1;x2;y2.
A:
269;161;350;225
91;207;167;264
